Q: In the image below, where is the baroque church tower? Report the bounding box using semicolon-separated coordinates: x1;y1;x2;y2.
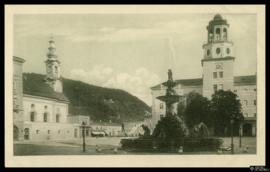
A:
202;14;235;99
45;37;63;93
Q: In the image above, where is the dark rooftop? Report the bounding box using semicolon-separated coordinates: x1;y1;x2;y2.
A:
23;73;69;102
151;75;256;90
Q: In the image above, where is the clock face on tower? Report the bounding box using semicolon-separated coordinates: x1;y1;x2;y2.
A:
215;63;223;70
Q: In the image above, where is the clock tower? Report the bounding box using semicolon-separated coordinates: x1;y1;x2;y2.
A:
45;36;63;93
202;14;235;99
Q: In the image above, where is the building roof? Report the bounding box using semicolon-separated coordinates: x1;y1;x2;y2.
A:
151;78;203;90
234;75;257;86
13;56;25;63
23;73;69;102
151;75;256;90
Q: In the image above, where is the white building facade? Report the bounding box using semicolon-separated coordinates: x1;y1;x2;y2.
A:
150;14;256;136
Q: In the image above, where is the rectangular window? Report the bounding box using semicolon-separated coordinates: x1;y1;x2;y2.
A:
213;84;218;92
43;113;48;122
219;84;223;90
160;103;164;109
254;100;257;105
213;72;217;79
160;114;164;119
244;100;248;106
219;71;223;78
254;113;257;117
30;112;35;122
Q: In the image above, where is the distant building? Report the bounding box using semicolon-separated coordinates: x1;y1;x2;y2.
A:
90;122;123;137
150;14;256;136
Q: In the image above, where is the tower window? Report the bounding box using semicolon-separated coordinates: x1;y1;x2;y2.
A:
213;72;217;79
219;71;223;78
160;103;164;109
207;49;210;56
216;28;221;40
56;114;60;123
254;100;257;105
213;84;218;92
223;28;227;39
216;28;220;34
216;48;221;54
55;66;58;75
226;48;230;54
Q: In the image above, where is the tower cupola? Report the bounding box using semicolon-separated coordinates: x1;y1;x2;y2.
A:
44;36;63;93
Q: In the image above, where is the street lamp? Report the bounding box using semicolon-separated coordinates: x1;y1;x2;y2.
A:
81;121;86;152
239;121;242;148
230;118;234;154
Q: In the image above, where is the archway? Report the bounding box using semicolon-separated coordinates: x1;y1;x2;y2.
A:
13;125;19;141
243;123;252;136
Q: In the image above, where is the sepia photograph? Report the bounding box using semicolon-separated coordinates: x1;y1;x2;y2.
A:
5;5;265;167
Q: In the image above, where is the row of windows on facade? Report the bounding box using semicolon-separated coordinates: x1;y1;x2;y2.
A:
208;28;228;42
31;104;61;112
207;47;230;57
234;88;257;92
30;111;61;123
213;71;223;79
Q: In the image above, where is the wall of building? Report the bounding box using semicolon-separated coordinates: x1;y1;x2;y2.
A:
13;58;25;141
23;122;75;141
23;95;68;124
202;60;234;99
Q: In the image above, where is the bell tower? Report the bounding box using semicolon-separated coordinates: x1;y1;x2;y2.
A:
45;36;63;93
202;14;235;99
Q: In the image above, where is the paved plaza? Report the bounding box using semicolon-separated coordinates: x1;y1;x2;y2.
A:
14;136;256;155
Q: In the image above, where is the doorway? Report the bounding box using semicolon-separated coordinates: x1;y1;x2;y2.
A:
243;123;252;136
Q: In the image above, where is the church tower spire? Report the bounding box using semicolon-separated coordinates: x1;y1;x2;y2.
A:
45;36;63;93
202;14;235;99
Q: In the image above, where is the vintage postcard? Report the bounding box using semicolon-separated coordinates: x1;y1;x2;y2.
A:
5;5;265;167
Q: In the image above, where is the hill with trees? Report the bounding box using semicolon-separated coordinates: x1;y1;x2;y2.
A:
23;73;151;123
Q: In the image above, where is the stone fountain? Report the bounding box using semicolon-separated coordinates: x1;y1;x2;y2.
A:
157;69;182;116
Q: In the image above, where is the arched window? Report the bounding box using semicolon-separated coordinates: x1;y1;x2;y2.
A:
216;28;221;40
216;28;220;34
43;112;48;122
223;28;227;39
56;114;60;123
55;66;58;75
216;48;221;54
31;104;35;108
30;111;35;122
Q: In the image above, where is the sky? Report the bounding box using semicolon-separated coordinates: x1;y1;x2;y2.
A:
13;13;257;105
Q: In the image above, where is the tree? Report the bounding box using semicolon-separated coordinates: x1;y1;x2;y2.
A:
184;92;212;128
152;114;189;141
211;90;244;136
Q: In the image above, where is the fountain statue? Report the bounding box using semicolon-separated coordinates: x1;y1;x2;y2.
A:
157;69;181;116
